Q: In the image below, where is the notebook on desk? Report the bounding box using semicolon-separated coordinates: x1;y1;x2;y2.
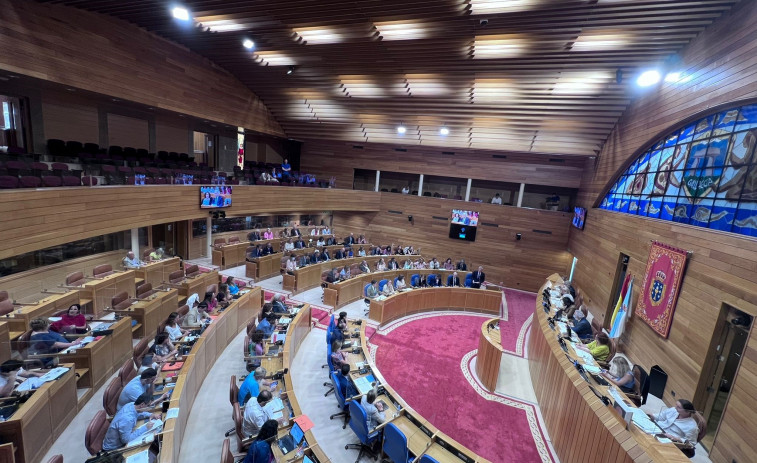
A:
353;375;375;395
277;422;306;455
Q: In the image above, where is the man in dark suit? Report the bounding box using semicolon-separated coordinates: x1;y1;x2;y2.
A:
294;238;305;249
471;266;485;289
326;237;336;246
321;249;331;261
247;230;261;242
387;258;398;270
448;271;461;287
335;247;347;260
291;226;302;237
310;251;320;264
246;245;262;261
457;259;468;271
263;243;274;256
344;233;355;246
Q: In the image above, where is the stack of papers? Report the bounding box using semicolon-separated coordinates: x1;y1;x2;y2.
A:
264;397;285;420
353;375;375;395
278;317;292;325
40;367;69;382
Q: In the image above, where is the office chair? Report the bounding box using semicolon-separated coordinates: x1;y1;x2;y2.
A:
345;401;380;462
45;455;64;463
464;273;473;287
324;342;335;396
117;359;136;386
410;274;421;287
85;410;111;456
419;455;440;463
382;423;413;463
329;371;350;428
363;283;373;315
102;376;123;417
393;277;401;289
225;375;239;437
321;319;335;370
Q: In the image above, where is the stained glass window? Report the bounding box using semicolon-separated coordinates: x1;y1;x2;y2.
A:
601;104;757;236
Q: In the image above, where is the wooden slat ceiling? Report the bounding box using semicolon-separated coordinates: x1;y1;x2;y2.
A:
40;0;741;156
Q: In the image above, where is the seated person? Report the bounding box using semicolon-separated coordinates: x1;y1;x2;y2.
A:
359;260;371;274
325;268;338;284
0;360;43;398
247;330;266;369
149;247;164;261
103;393;163;451
243;419;278;463
357;234;367;244
365;280;379;299
247;230;261;242
339;266;351;281
285;256;297;275
361;387;386;430
150;333;178;363
395;275;407;290
316;237;325;247
457;259;468;271
123;251;143;269
247;244;263;260
332;317;347;344
387;258;398;270
264;243;275;255
199;291;218;314
284;239;294;252
443;258;454;270
336;363;357;399
164;312;189;342
50;303;87;334
600;356;635;393
330;339;348;369
427;274;441;287
376;258;387;271
243;389;275;437
271;296;288;314
575;332;612;362
382;279;396;296
256;314;276;338
118;368;165;411
448;271;461;287
321;249;331;261
357;246;366;257
403;259;413;270
238;366;269;406
29;318;82;365
648;399;700;444
569;307;593;341
225;276;240;296
429;258;440;270
294;238;305;249
183;294;209;327
263;228;274;240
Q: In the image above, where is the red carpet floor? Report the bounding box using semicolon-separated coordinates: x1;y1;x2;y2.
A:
368;290;553;463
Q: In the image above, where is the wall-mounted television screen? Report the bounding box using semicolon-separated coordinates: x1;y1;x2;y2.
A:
572;206;586;229
449;209;479;242
200;186;233;209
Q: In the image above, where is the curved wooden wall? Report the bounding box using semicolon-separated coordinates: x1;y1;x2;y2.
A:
0;0;283;136
570;4;757;462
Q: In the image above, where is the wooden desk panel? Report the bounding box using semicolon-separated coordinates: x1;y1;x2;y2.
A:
122;289;178;339
0;322;10;363
80;270;135;315
292;255;386;295
136;258;181;288
476;318;502;391
528;274;689;463
368;287;501;324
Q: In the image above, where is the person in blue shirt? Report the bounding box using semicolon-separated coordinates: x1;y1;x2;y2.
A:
29;318;82;366
225;276;240;296
256;314;276;338
336;364;357;399
243;419;278;463
103;393;162;451
238;366;268;406
569;307;593;341
118;368;166;411
271;295;288;314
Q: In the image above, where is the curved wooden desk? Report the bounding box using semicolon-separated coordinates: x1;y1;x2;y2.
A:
360;291;498;463
159;286;262;463
476;318;503;391
368;286;501;324
528;275;689;463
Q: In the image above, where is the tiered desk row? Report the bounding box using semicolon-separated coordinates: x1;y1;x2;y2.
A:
528;274;689;463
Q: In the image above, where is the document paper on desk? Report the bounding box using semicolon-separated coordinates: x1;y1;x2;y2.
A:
353;375;375;395
125;449;150;463
570;343;597;365
264;398;285;420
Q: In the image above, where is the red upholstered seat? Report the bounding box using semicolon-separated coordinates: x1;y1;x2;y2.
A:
85;410;110;455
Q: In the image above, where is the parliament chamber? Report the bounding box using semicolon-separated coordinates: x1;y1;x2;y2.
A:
2;0;757;462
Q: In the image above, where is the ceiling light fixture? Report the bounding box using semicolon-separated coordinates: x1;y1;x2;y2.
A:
243;39;255;50
637;70;661;87
664;71;682;83
172;6;191;21
440;127;449;136
397;125;407;134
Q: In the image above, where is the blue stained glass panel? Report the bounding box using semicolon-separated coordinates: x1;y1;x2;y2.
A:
689;198;715;226
645;198;663;219
733;205;757;236
735;105;757;131
713;109;739;135
677;122;696;144
693;116;714;140
659;197;679;220
663;130;680;147
709;200;735;232
728;130;757;166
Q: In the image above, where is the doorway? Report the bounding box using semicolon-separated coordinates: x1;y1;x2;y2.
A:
604;253;629;329
193;131;216;167
151;223;177;258
697;304;752;451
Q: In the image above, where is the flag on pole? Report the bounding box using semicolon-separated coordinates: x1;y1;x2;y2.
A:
610;273;632;329
610;276;634;339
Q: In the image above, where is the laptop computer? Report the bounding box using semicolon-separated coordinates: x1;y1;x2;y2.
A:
277;422;306;455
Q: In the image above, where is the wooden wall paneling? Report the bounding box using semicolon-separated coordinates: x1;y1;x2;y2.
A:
0;187;380;260
300;139;586;191
332;193;572;292
0;0;284;137
154;119;190;154
40;91;99;144
106;113;148;149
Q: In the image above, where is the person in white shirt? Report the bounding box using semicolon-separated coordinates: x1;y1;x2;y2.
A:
429;258;440;270
285;256;297;275
243;390;275;437
395;275;406;290
382;280;395;296
491;193;503;205
164;312;188;342
310;228;318;236
123;251;143;269
316;237;325;247
401;186;410;194
284;239;294;251
361;387;386;429
650;399;699;443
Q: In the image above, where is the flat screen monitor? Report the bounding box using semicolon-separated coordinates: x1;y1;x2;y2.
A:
449;209;478;242
200;186;232;209
572;206;586;229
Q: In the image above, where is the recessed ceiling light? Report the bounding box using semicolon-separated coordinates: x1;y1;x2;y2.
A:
172;6;191;21
470;0;540;14
571;32;631;51
637;70;661;87
375;21;430;41
243;39;255;50
664;71;682;83
294;27;345;45
440;127;449;136
473;35;525;59
196;19;246;32
397;125;407;134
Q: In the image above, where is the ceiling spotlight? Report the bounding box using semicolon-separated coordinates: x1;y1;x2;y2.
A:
397;125;407;134
243;39;255;50
286;66;295;75
636;70;661;87
172;6;191;21
664;71;682;83
439;127;449;136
